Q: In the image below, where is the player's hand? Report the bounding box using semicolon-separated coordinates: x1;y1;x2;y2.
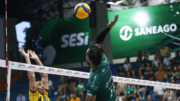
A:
20;47;29;59
107;14;119;28
29;50;39;60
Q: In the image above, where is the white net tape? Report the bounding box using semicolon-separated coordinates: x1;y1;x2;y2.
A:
0;59;180;90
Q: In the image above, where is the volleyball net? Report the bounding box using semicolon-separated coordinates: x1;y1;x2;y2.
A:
0;59;180;101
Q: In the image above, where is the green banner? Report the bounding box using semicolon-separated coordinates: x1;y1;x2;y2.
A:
42;17;91;65
108;2;180;59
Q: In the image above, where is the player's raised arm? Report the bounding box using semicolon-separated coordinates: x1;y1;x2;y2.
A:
29;50;49;90
94;15;118;44
20;47;37;92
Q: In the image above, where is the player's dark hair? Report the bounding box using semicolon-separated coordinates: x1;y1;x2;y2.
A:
87;44;103;66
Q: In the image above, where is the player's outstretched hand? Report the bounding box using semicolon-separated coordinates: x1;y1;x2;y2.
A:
20;47;29;59
107;14;119;28
29;50;39;60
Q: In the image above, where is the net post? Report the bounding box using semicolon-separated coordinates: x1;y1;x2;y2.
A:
5;0;10;101
6;61;11;101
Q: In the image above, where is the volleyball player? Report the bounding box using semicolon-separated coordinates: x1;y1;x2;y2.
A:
86;15;119;101
20;47;50;101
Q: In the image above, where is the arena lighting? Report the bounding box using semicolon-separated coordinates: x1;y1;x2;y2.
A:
15;21;31;49
107;0;125;5
133;11;150;27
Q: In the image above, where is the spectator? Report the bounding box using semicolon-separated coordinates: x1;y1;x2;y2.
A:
136;57;142;71
163;79;177;101
57;96;63;101
127;65;133;78
174;72;180;84
178;65;180;71
142;55;150;67
154;49;162;59
154;63;166;81
115;84;120;96
162;74;171;83
116;89;126;101
143;66;154;80
136;97;140;101
147;95;153;101
152;56;159;69
116;83;126;101
164;60;174;72
48;79;54;99
117;64;125;77
137;50;142;61
137;75;147;100
163;53;172;66
171;66;178;77
125;84;136;101
158;59;162;65
123;59;131;72
144;49;149;60
64;95;70;101
173;51;180;65
55;76;66;97
65;76;76;96
70;93;80;101
153;80;165;100
130;70;138;79
160;44;171;57
117;91;120;101
75;79;85;101
16;93;26;101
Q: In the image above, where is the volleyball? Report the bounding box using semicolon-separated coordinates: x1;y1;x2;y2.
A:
74;3;91;19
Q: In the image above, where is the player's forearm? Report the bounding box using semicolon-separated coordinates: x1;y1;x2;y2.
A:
94;27;111;44
24;57;35;78
33;58;48;77
34;58;43;66
25;57;31;64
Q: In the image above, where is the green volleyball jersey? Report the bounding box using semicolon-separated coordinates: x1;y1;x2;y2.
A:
87;54;117;101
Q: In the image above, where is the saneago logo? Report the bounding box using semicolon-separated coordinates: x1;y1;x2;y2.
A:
119;26;133;41
119;24;177;41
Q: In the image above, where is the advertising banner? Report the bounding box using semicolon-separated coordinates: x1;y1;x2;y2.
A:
42;17;91;65
108;2;180;59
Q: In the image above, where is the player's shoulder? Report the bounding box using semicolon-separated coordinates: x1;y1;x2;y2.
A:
90;72;103;80
95;69;108;78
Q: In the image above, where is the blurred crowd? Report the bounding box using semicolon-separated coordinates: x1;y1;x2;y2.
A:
116;45;180;101
48;76;86;101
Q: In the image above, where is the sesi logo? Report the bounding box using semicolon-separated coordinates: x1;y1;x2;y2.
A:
61;32;89;48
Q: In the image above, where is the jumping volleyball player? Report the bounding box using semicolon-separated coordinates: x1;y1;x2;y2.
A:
20;47;50;101
86;15;119;101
